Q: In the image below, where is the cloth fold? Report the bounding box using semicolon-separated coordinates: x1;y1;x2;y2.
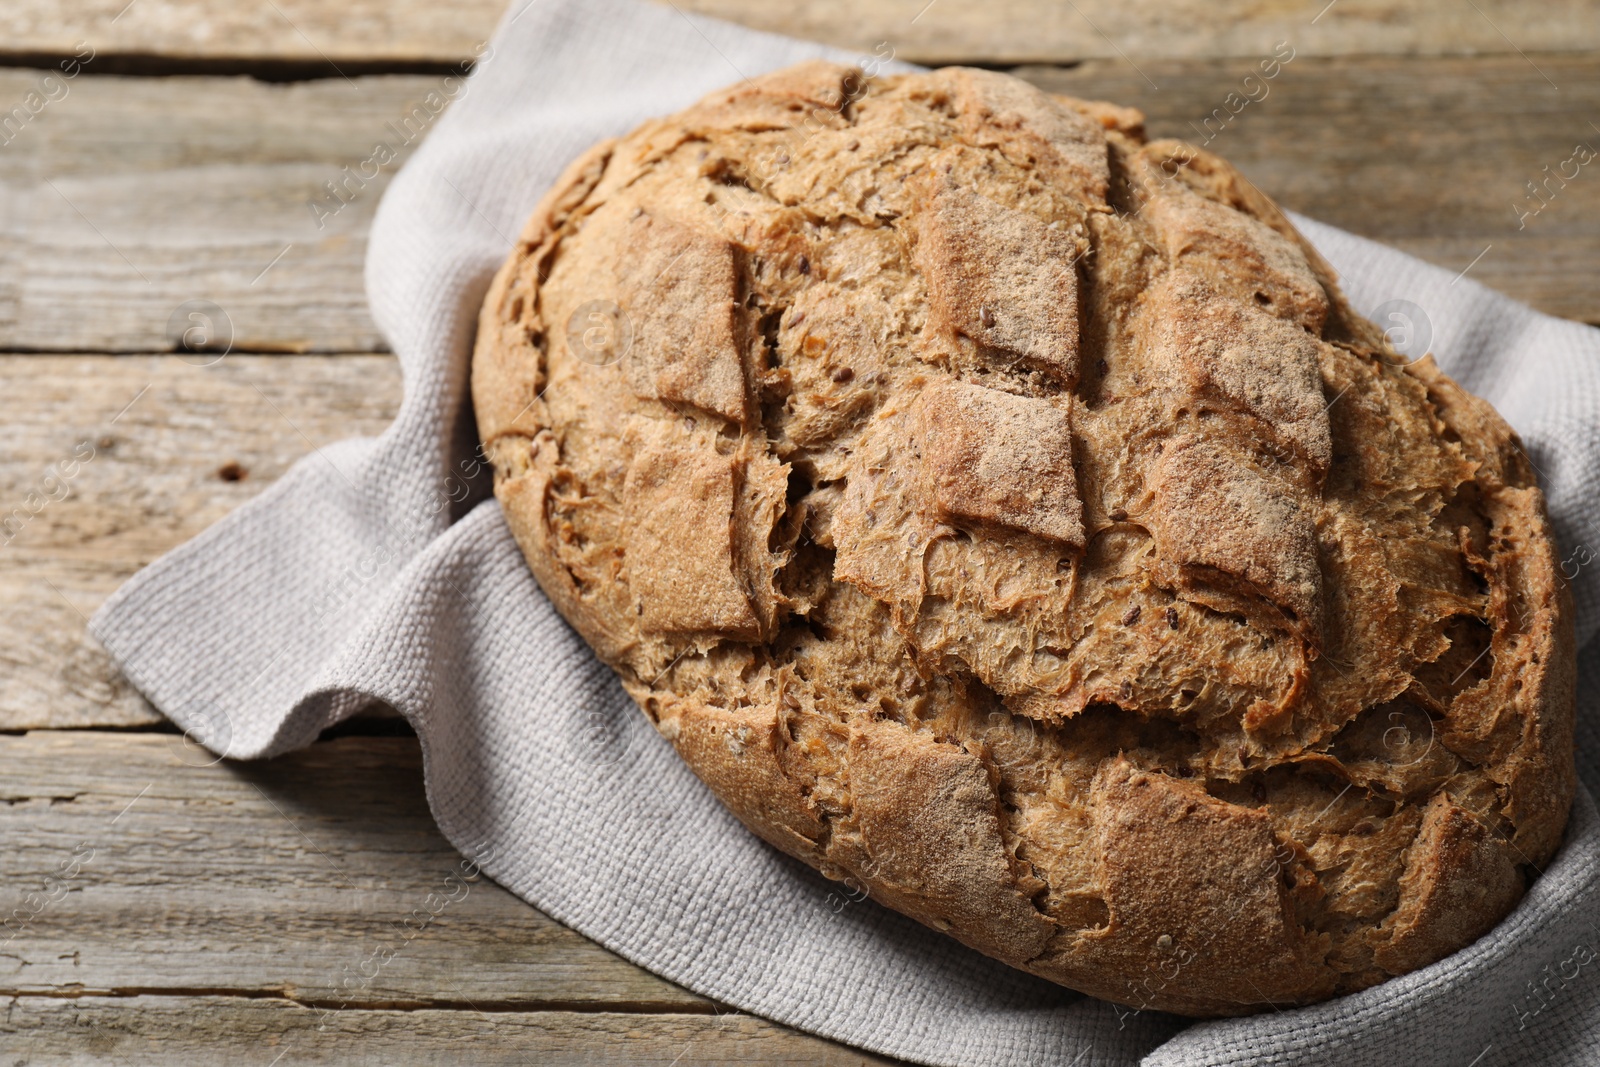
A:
92;0;1600;1062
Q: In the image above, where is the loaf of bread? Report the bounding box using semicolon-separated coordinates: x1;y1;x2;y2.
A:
471;61;1575;1015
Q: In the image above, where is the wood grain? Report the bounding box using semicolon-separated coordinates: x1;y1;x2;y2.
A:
0;0;500;70
2;0;1597;67
0;998;900;1065
675;0;1600;64
0;355;402;730
0;71;440;354
0;56;1595;361
0;732;706;1011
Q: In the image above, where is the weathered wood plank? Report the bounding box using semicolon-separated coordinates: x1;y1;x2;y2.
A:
0;998;901;1065
3;0;1598;66
1024;55;1600;324
0;71;444;353
2;56;1597;359
0;355;402;730
683;0;1600;64
0;0;501;70
0;732;707;1010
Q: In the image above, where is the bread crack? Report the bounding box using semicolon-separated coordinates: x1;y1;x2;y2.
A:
475;59;1574;1016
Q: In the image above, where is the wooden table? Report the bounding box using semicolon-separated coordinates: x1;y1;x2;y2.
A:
2;2;1596;1061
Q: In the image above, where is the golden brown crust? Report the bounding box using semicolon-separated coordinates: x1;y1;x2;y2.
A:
910;380;1084;548
915;173;1084;383
839;719;1055;962
616;213;750;424
472;61;1576;1016
1060;758;1335;1014
657;696;828;867
1371;795;1523;975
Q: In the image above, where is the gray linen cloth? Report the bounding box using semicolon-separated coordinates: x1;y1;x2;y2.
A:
91;0;1600;1062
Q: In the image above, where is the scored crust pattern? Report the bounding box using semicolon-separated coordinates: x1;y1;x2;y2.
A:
471;62;1575;1015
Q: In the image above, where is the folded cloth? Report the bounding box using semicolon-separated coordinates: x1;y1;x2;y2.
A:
91;0;1600;1062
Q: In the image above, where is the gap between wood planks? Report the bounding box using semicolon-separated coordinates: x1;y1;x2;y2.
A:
0;52;480;80
0;986;725;1015
3;0;1599;69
